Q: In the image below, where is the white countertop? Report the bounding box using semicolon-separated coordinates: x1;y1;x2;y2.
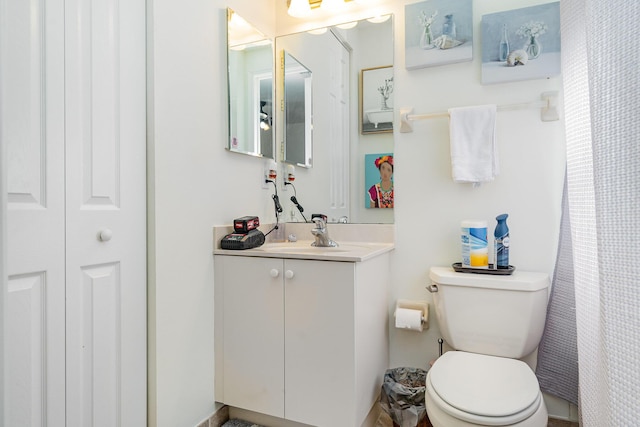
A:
214;240;394;262
213;223;395;262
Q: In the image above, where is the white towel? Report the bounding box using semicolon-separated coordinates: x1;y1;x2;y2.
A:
448;104;499;185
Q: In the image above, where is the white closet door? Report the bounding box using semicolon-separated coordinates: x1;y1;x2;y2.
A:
2;0;66;425
3;0;146;425
63;0;147;426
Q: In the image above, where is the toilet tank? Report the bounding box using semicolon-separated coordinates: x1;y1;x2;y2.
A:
428;266;550;358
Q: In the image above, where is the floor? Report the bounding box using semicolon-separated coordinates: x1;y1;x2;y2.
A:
547;419;580;427
206;405;581;427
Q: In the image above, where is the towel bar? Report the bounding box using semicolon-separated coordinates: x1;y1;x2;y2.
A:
399;91;559;133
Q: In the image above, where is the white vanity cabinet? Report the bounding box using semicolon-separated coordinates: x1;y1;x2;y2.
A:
214;253;390;427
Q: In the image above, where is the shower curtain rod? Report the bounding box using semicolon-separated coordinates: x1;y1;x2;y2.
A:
399;91;559;133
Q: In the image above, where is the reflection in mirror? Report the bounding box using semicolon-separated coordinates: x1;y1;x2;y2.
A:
284;52;312;167
227;9;274;158
276;15;394;224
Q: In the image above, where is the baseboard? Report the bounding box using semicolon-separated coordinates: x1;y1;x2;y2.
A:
195;405;229;427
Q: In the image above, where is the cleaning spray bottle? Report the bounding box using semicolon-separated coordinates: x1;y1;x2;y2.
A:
494;214;510;269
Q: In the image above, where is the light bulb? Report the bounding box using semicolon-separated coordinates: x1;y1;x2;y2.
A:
308;27;328;35
320;0;345;13
367;15;391;24
288;0;311;17
336;21;358;29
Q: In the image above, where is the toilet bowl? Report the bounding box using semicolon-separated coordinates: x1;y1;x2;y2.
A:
425;351;548;427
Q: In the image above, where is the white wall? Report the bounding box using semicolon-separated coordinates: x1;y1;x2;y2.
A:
388;0;565;369
0;89;5;425
147;0;277;426
273;0;566;372
148;0;567;425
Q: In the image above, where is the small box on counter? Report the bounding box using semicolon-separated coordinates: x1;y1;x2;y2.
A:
233;216;260;234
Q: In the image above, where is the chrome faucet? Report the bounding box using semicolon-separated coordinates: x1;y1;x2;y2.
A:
311;215;338;247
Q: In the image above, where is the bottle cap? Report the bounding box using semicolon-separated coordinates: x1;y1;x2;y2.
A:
462;220;487;228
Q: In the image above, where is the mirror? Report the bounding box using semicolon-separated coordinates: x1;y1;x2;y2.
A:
227;9;274;158
275;15;394;224
284;52;312;167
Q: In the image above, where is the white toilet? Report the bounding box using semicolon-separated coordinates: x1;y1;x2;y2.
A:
425;266;550;427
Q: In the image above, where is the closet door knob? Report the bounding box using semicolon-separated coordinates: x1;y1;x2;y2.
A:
270;269;280;278
285;270;294;279
98;229;113;242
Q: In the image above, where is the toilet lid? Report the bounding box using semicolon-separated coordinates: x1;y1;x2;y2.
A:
429;351;540;418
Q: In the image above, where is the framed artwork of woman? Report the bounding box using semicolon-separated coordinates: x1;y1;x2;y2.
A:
365;153;394;209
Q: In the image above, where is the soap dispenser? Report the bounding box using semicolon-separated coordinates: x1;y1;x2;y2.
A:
494;214;510;269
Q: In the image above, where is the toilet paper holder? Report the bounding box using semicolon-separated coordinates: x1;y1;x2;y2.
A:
395;299;429;331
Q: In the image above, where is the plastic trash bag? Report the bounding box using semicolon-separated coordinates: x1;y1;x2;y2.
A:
379;367;428;427
222;420;263;427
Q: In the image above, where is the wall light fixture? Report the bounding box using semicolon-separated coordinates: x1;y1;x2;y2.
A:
287;0;312;18
287;0;358;18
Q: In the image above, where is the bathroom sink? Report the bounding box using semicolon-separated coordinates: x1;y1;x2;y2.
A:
262;246;350;253
258;242;369;253
233;240;394;262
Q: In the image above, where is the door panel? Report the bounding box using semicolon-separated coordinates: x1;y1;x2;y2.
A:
2;0;66;425
284;259;355;426
66;263;121;426
64;0;147;426
220;256;285;418
6;273;47;426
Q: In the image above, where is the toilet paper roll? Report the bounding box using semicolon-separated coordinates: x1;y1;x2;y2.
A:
395;308;423;332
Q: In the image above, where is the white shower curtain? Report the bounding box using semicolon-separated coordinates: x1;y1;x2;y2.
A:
561;1;640;425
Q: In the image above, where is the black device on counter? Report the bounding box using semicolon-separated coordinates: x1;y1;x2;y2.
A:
221;216;265;250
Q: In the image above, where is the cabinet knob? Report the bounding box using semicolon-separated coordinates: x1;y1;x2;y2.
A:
270;269;280;278
98;229;113;242
285;270;294;279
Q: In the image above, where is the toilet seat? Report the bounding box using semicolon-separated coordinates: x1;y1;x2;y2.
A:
427;351;543;426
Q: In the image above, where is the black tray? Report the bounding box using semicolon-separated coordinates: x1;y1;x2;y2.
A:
452;262;515;275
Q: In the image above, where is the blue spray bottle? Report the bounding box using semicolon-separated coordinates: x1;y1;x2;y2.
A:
494;214;510;269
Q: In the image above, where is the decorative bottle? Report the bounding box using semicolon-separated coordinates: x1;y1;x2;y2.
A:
442;14;456;39
494;214;510;269
499;24;509;62
420;25;434;50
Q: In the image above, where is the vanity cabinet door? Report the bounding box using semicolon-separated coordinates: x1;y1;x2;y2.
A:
284;259;356;426
218;255;285;418
215;254;388;427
